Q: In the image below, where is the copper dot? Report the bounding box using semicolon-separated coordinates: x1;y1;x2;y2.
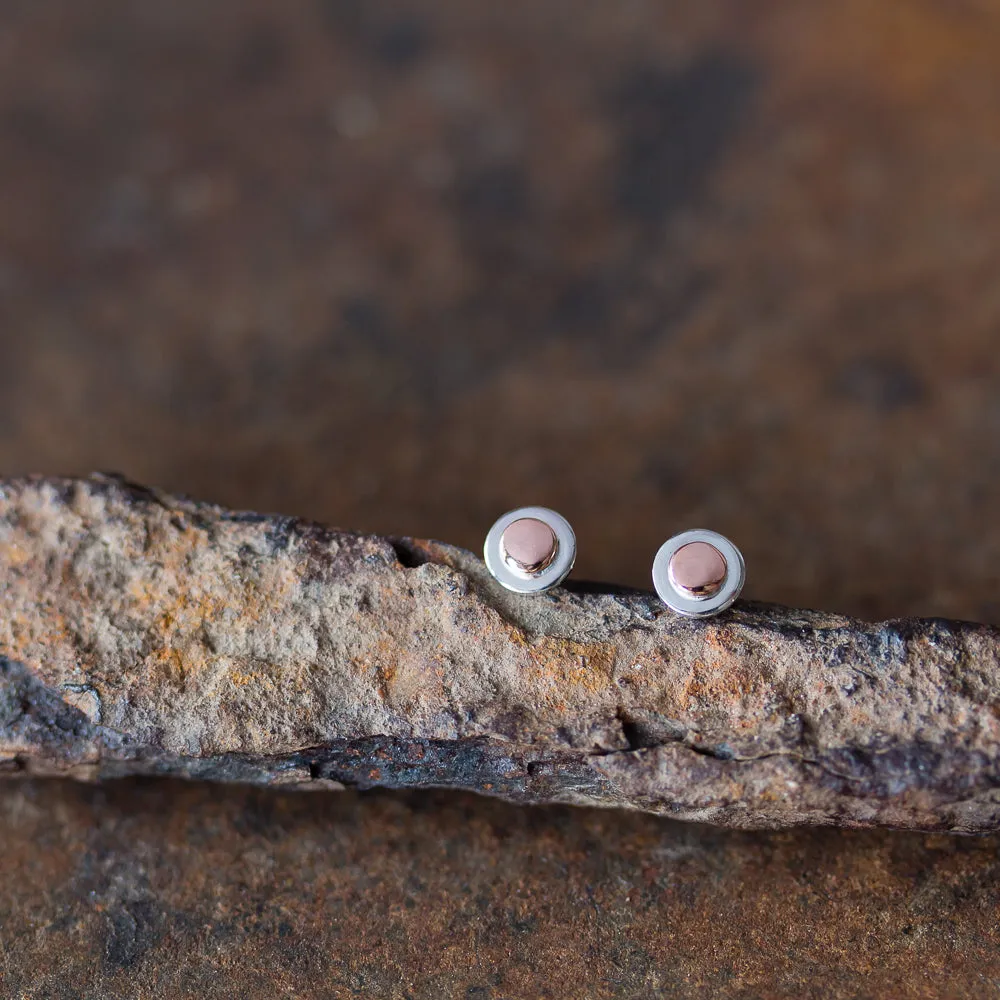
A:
501;518;558;576
668;541;727;598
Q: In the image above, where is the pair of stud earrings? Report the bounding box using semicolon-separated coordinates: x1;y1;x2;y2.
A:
484;506;745;618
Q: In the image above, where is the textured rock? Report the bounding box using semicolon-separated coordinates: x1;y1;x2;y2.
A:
3;474;1000;832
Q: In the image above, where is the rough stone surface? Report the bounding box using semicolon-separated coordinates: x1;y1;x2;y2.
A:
4;474;1000;832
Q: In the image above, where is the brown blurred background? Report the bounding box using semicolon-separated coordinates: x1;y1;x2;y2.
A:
4;2;1000;997
4;0;1000;621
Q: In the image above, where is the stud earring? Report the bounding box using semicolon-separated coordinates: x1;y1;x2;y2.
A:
484;506;576;594
652;528;745;618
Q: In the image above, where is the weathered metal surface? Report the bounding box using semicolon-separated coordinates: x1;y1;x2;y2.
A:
3;779;1000;999
3;474;1000;832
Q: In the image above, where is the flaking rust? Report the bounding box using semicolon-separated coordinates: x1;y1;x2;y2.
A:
2;473;1000;831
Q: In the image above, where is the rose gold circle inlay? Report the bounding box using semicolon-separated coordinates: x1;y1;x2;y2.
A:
501;518;558;575
668;541;727;597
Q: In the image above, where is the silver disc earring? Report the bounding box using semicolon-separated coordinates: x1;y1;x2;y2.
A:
652;528;745;618
484;506;576;594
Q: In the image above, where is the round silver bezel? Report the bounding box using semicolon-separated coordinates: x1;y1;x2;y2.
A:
652;528;745;618
484;506;576;594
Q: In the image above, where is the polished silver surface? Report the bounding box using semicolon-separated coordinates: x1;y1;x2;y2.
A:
484;506;576;594
652;528;745;618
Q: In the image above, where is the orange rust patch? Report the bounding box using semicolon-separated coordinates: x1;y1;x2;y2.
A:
525;637;616;695
680;654;762;712
368;637;401;702
0;539;32;568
